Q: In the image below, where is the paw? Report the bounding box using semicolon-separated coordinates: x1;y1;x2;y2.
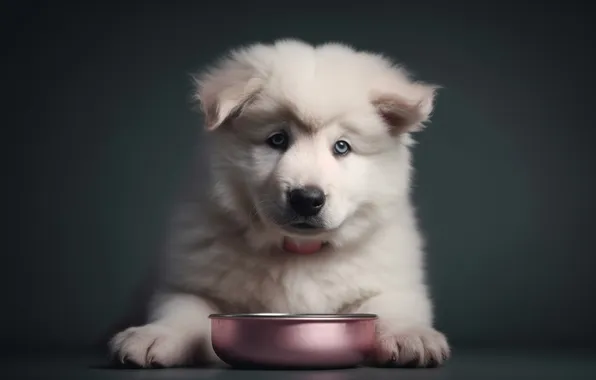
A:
109;324;206;368
372;325;450;368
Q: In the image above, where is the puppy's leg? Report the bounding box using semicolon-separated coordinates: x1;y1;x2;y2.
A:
109;293;220;368
356;291;450;368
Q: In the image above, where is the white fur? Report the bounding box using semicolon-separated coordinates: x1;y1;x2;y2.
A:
110;39;449;368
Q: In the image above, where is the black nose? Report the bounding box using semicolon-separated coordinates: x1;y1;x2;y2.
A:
288;186;326;217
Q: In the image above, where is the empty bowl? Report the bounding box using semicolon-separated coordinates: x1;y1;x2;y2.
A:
209;313;378;369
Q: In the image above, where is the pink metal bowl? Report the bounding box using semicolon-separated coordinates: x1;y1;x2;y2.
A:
209;313;378;369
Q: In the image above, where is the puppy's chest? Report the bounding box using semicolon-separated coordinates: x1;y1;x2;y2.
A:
202;255;375;314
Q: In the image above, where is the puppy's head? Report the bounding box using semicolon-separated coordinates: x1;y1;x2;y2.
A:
193;39;438;250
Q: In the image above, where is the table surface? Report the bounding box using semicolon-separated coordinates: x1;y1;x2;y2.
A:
4;349;596;380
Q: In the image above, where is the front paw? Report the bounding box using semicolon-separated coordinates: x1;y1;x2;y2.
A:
372;325;450;368
109;324;207;368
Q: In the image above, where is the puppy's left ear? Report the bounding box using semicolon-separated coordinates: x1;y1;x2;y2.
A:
371;82;440;135
192;54;264;131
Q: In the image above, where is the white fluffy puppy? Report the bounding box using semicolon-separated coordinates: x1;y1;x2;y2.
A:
109;39;449;368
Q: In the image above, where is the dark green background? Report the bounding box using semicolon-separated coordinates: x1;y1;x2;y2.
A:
10;0;596;354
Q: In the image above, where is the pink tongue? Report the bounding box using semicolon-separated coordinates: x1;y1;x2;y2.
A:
283;237;323;255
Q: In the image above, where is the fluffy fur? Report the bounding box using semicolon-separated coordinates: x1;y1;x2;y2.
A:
109;39;449;368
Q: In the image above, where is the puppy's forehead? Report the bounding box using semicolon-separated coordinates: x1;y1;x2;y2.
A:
260;44;386;128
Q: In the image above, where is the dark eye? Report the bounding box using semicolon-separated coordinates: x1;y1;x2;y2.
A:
266;131;289;150
332;140;351;156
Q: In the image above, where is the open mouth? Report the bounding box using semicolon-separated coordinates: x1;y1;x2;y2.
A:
289;222;321;230
280;220;333;255
282;237;330;255
261;214;332;254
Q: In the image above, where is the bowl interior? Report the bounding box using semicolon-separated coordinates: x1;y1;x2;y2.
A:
209;313;378;320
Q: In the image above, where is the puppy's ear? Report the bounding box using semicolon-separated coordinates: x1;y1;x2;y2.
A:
192;54;264;131
371;82;439;135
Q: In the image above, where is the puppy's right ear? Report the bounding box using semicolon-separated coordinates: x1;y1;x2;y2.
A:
192;52;264;131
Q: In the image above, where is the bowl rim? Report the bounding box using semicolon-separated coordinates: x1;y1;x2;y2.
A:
209;313;378;320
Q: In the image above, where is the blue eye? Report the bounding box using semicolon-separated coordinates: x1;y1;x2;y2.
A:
266;131;289;150
333;140;351;156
